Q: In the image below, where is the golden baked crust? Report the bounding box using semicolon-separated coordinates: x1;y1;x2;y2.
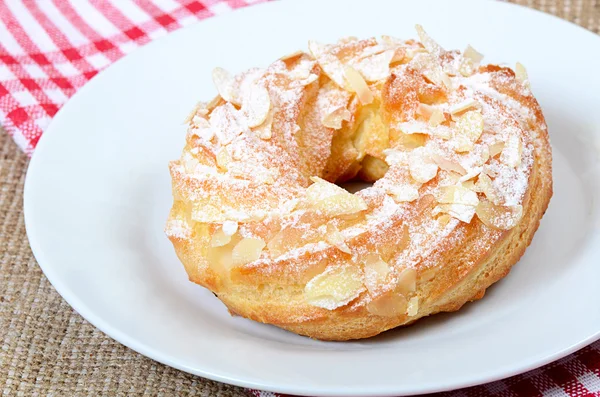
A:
166;27;552;341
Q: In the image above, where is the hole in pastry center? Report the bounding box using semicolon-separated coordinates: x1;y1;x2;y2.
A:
339;180;373;194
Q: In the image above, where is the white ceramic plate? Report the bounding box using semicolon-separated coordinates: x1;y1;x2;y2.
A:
24;0;600;395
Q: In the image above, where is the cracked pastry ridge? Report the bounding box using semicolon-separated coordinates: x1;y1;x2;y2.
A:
165;26;552;341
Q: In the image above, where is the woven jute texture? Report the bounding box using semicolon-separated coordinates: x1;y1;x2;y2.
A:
1;1;598;396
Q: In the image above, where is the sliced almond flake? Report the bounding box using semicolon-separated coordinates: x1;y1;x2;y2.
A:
489;141;505;157
515;62;529;83
279;50;304;62
391;47;406;63
305;265;365;310
184;102;205;124
364;254;390;293
355;44;388;59
433;203;476;223
189;117;215;141
464;45;484;64
308;40;348;89
415;24;444;57
210;103;246;145
437;214;452;227
231;237;266;267
367;292;408;317
419;105;446;128
432;124;452;139
461;180;475;190
407;297;419;317
398;120;429;134
476;200;523;230
478;145;490;165
435;185;479;206
474;173;500;204
449;99;480;116
351;50;395;82
307;177;368;216
500;133;522;168
454;110;484;153
388;184;420;202
417;103;434;119
222;220;238;236
253;107;275;140
338;36;359;44
458;167;482;182
409;147;438;183
396;268;417;296
322;106;352;129
411;52;451;89
325;223;352;254
192;115;209;128
241;82;271;128
212;67;237;103
379;35;403;47
459;45;484;77
430;153;467;175
344;65;374;104
216;147;231;170
210;228;231;247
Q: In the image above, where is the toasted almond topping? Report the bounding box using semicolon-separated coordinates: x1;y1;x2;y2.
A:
388;184;420;202
436;185;479;206
308;40;348;89
396;268;417;296
222;221;239;236
459;45;484;77
500;133;522;168
409;147;439;183
407;296;419;317
367;292;408;317
307;177;368;216
305;266;365;310
326;223;352;254
515;62;528;83
279;50;304;62
415;24;444;57
254;108;275;140
437;214;452;227
454;110;484;152
433;203;476;223
351;50;395;82
489;141;505;157
211;228;232;247
344;65;374;104
449;99;480;116
322;106;352;129
241;83;271;128
429;109;446;127
231;237;266;267
216;147;231;170
464;45;484;64
476;200;523;230
474;173;499;204
212;67;237;103
364;254;390;293
431;153;467;175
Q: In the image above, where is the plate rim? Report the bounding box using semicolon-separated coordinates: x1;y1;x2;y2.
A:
23;0;600;395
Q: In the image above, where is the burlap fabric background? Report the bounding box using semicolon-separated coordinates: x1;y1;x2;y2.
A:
1;1;598;395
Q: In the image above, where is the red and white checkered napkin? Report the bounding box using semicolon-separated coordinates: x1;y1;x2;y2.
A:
0;1;598;396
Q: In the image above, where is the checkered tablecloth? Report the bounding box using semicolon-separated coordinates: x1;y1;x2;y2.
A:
0;1;599;396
